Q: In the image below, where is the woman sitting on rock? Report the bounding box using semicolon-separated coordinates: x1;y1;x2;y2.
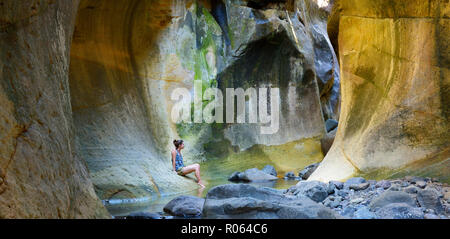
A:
172;139;205;188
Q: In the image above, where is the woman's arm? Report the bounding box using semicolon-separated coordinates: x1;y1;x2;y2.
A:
171;150;177;171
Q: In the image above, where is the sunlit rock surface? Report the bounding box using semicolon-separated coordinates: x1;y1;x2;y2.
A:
69;0;199;199
70;0;339;200
310;0;450;183
0;0;109;218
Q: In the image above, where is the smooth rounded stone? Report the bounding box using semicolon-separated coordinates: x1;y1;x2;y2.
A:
323;196;342;208
125;212;163;219
298;163;320;180
369;191;417;211
344;177;367;189
330;181;344;190
286;181;329;202
327;182;336;194
353;206;377;219
415;181;427;189
444;191;450;203
325;119;338;132
376;180;391;190
403;185;419;194
230;168;278;182
375;203;424;219
350;198;364;204
349;182;370;191
284;171;296;179
387;185;402;192
203;184;338;219
228;171;243;182
261;165;277;177
417;188;444;214
163;195;205;218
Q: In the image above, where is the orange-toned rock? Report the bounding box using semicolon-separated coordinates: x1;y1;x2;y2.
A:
310;0;450;183
0;0;109;218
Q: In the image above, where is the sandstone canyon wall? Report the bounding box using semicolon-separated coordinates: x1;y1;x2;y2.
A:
310;0;450;182
69;0;340;200
0;0;109;218
2;0;447;219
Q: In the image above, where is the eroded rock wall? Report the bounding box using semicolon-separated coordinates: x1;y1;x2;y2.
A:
69;0;340;200
310;0;450;182
0;0;109;218
69;0;200;199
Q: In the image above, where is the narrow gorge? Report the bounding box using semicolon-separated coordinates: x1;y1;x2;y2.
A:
0;0;448;219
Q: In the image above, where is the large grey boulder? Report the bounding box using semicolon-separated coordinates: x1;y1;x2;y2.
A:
228;168;278;182
369;191;417;211
298;163;320;180
349;182;370;191
325;119;338;132
241;168;278;182
228;171;244;182
202;184;338;219
262;165;277;177
163;195;205;218
417;188;444;214
375;203;424;219
344;177;367;189
285;181;329;202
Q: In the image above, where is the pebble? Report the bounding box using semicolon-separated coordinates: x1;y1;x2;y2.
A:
349;182;370;191
416;181;427;189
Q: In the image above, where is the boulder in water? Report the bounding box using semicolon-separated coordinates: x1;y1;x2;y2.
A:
202;184;338;219
262;165;277;177
163;195;205;218
298;163;320;180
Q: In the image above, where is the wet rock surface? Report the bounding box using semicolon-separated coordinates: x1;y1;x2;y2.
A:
163;196;205;218
298;163;320;180
229;168;278;182
122;176;449;219
202;184;339;219
262;165;278;177
325;177;450;219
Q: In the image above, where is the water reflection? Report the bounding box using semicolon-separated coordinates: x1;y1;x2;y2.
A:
105;138;323;217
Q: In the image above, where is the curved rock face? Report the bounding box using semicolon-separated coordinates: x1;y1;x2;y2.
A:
69;0;340;199
1;0;340;216
310;0;450;182
0;0;108;218
69;0;198;199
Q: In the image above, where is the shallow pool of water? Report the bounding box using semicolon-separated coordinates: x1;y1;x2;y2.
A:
106;138;323;217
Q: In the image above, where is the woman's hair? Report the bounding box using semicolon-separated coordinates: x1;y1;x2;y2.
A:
173;139;184;149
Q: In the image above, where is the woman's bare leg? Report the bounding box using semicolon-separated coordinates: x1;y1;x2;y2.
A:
181;163;205;187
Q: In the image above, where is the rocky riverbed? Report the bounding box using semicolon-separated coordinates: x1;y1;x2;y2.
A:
118;164;450;219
